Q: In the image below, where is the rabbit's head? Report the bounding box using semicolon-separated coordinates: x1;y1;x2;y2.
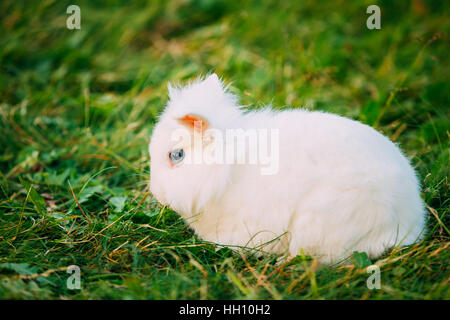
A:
149;74;241;216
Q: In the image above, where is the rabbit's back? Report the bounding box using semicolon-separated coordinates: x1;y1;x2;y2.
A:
196;110;426;262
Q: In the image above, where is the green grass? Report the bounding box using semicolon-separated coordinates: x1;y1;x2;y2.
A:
0;0;449;299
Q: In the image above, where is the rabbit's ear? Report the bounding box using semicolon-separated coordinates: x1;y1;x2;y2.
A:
177;114;209;132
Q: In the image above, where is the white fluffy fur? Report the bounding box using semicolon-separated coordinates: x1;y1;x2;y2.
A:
149;74;427;264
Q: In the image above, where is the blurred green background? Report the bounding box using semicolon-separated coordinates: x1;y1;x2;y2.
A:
0;0;448;299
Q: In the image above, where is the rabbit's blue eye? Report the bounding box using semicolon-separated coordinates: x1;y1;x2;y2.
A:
169;149;184;164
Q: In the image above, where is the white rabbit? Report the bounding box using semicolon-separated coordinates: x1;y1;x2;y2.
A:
149;74;427;264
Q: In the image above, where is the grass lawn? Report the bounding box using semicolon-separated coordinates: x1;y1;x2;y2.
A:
0;0;448;299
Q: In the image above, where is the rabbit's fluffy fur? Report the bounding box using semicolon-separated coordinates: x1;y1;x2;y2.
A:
149;74;426;264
